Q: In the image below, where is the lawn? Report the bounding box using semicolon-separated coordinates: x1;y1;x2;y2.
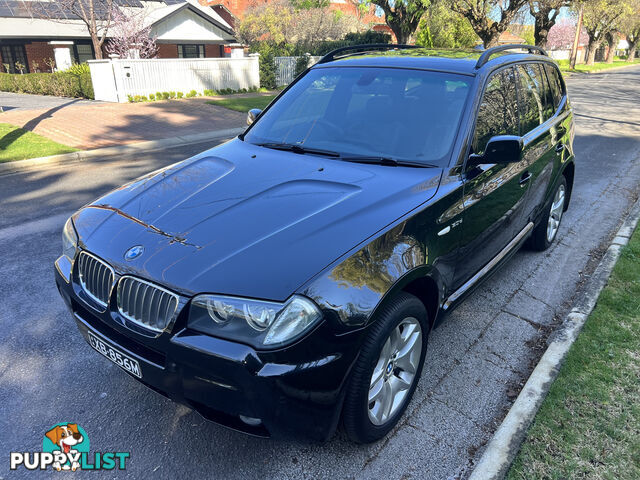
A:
0;123;77;163
507;229;640;479
206;95;276;112
557;58;640;74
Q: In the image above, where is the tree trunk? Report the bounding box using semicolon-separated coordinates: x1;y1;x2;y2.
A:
586;39;599;65
479;30;501;48
628;40;638;61
392;27;409;45
605;32;616;63
533;9;553;48
91;35;104;59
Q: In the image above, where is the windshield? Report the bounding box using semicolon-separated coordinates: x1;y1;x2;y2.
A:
245;67;471;166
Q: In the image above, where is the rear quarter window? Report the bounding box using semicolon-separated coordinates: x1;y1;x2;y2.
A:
544;64;564;110
516;64;554;134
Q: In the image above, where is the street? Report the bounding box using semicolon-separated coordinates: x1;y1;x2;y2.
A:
1;66;639;479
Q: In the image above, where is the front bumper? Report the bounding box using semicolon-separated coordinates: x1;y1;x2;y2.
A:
55;263;361;441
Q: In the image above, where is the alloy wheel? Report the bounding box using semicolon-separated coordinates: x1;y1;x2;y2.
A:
367;317;422;426
546;184;566;243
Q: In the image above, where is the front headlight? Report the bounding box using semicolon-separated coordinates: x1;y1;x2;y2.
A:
62;218;78;261
188;294;322;348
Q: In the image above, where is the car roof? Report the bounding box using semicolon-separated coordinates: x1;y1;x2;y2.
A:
311;47;555;76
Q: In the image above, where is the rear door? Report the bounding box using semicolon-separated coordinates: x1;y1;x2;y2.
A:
453;66;531;288
515;63;558;223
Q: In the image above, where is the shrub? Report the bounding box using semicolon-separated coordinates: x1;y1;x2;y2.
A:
148;93;155;101
162;91;170;100
169;91;176;99
156;91;163;100
176;91;183;98
203;89;217;96
127;94;134;103
64;63;91;75
186;89;197;98
0;71;94;98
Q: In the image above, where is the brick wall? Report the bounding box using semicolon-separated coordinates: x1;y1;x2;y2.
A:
24;41;55;72
205;44;222;58
157;44;178;58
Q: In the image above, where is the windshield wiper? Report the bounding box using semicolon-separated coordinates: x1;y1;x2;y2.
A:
256;142;340;157
340;155;438;168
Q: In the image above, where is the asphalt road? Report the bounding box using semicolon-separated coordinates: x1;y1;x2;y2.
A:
1;66;640;479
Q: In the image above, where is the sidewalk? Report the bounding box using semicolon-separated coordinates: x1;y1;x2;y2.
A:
0;97;247;150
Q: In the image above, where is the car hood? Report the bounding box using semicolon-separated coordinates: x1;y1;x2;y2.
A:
74;139;442;300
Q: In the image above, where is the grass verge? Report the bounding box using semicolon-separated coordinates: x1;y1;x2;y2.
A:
0;123;77;163
206;95;276;112
557;58;640;74
507;228;640;479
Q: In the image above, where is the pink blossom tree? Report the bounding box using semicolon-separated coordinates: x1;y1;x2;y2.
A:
105;7;158;59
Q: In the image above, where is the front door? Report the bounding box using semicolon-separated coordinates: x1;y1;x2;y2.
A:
453;66;531;288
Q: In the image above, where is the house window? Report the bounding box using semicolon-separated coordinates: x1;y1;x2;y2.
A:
74;44;94;63
1;44;29;73
178;44;204;58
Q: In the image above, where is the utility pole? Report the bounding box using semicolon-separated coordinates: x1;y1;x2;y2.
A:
570;5;584;69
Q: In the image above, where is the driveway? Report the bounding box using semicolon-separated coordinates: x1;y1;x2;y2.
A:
0;91;101;112
1;66;639;479
0;95;246;150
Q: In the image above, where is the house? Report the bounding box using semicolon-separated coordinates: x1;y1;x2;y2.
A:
0;0;238;74
497;31;526;45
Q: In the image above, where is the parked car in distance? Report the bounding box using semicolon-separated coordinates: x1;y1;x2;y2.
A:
55;44;575;443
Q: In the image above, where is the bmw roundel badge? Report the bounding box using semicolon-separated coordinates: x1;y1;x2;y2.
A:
124;245;144;261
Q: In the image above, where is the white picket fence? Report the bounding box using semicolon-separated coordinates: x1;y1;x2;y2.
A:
274;56;322;86
88;56;260;103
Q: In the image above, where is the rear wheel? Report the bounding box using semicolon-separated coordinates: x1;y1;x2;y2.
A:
529;176;567;251
343;292;428;443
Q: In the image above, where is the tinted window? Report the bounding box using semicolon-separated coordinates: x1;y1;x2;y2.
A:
245;67;471;166
544;64;563;109
472;67;519;155
516;64;551;133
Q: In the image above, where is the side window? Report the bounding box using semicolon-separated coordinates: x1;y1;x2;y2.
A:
516;64;549;134
472;67;519;155
544;64;563;109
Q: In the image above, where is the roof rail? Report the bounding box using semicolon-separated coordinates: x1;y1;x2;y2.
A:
317;44;422;65
475;44;548;69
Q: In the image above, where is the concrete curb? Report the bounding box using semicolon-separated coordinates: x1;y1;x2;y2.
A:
468;196;640;480
0;127;244;176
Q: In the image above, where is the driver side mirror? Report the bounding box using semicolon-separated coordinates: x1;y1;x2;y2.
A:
246;108;262;126
468;135;523;167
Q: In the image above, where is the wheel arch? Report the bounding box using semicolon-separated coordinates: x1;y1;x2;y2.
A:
367;266;444;332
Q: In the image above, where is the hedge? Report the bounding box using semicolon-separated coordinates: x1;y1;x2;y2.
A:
0;71;94;99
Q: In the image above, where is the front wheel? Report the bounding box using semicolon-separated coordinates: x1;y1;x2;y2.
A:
529;176;567;251
343;292;428;443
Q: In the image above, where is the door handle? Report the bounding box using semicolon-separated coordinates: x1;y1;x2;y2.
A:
555;143;565;154
519;172;532;185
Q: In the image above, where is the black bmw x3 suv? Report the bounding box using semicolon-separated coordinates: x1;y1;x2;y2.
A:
55;44;575;443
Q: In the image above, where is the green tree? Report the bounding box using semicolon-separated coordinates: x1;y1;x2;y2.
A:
528;0;569;47
619;0;640;60
450;0;529;47
580;0;630;64
368;0;432;44
415;3;479;48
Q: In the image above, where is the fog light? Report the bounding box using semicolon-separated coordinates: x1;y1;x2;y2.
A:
239;415;262;426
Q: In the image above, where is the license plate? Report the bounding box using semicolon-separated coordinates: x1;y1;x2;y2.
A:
88;331;142;378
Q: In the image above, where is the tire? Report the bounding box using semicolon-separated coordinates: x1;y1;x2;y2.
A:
529;176;567;251
343;292;428;443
